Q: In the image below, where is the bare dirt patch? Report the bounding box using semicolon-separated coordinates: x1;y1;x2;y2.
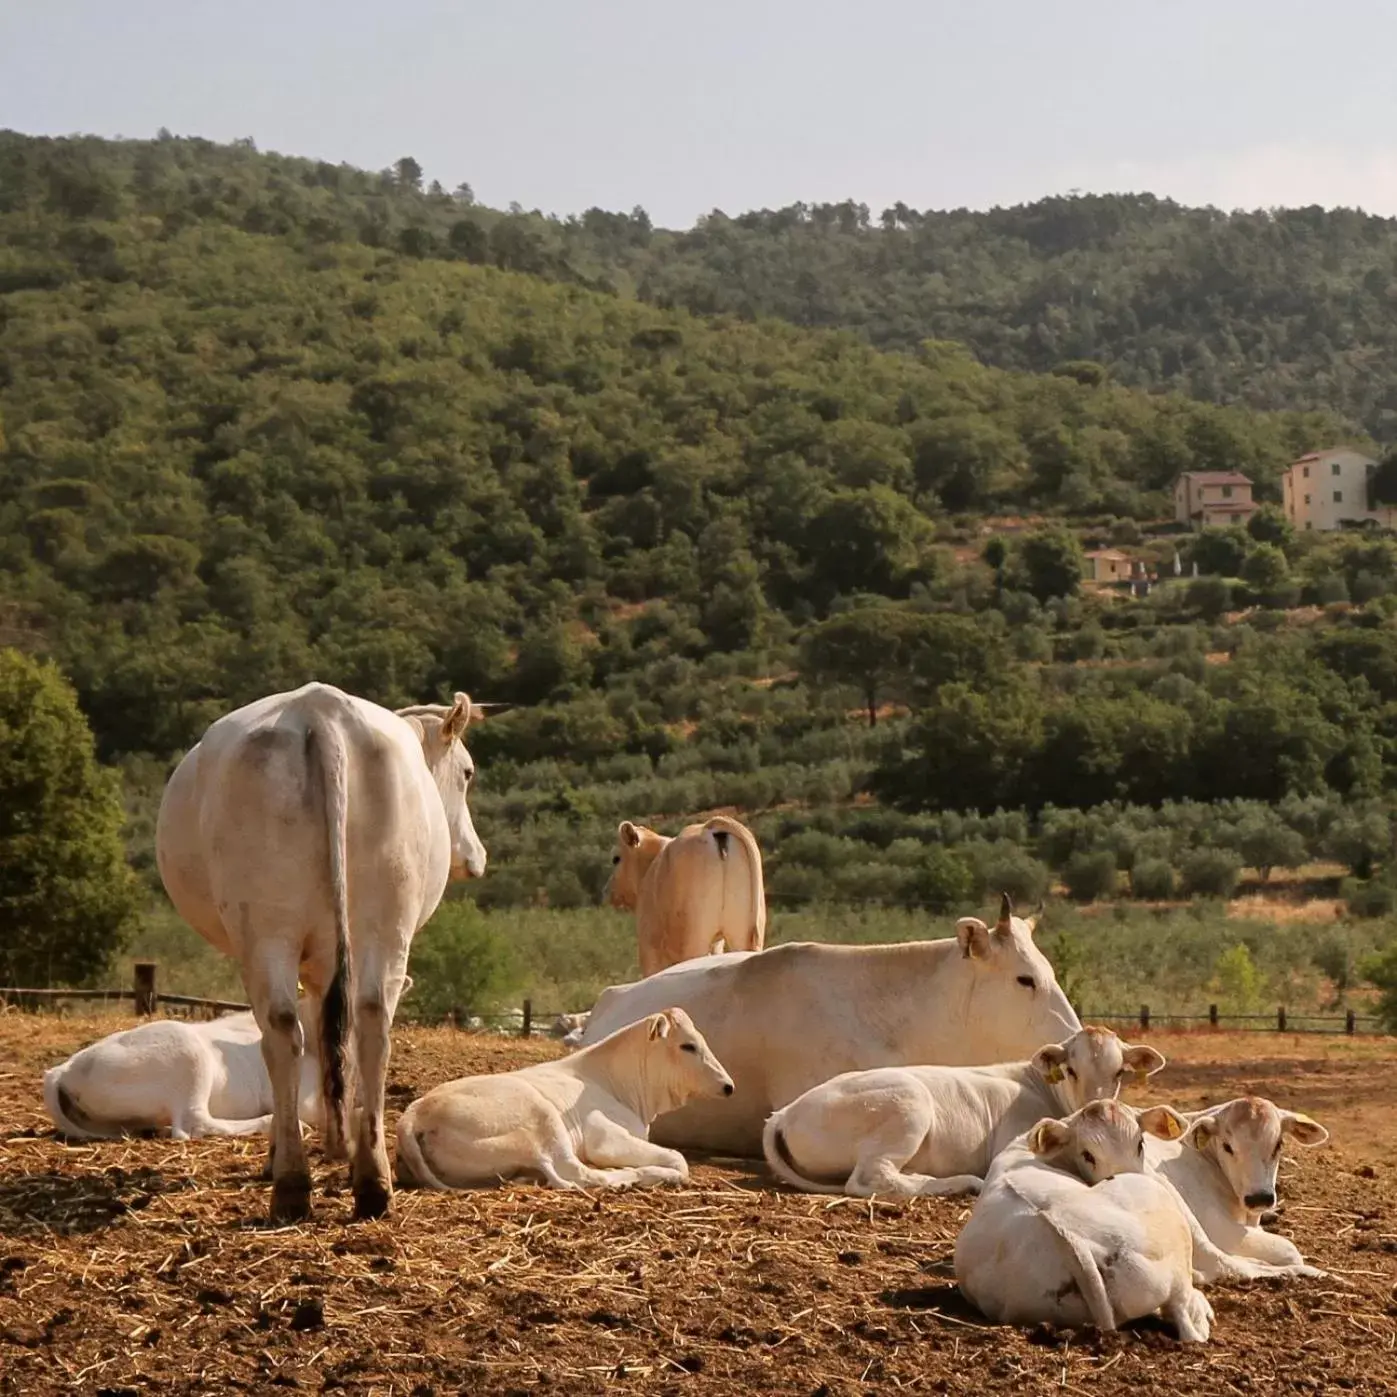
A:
2;1014;1395;1394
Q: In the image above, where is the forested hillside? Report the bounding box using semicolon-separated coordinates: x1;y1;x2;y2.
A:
8;129;1397;985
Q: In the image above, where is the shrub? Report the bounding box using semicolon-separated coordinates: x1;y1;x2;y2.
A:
1130;858;1177;900
1361;942;1397;1034
401;901;523;1023
964;841;1051;906
1210;942;1262;1011
1062;850;1119;902
904;847;976;912
1179;848;1242;899
1343;877;1396;919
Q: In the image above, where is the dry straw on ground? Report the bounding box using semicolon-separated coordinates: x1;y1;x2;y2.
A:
2;1013;1395;1394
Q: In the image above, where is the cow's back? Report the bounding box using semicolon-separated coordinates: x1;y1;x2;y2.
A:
157;683;450;983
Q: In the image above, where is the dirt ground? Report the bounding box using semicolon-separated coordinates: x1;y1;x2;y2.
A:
2;1014;1395;1396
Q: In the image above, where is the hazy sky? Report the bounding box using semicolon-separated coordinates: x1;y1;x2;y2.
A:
5;1;1397;227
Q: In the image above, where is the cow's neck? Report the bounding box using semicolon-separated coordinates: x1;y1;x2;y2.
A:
586;1034;671;1127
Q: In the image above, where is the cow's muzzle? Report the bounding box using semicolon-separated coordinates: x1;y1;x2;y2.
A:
1244;1190;1276;1210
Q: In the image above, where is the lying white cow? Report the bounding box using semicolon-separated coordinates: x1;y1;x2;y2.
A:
763;1025;1165;1197
43;1012;323;1141
1143;1095;1329;1274
395;1008;733;1190
577;895;1079;1157
157;682;487;1222
956;1099;1218;1340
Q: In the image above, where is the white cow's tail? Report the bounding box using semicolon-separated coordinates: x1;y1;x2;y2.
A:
44;1067;106;1141
306;718;353;1147
1003;1176;1117;1331
395;1118;449;1190
762;1112;848;1195
706;816;766;952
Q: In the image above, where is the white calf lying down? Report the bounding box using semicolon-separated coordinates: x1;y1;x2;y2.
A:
44;1011;323;1141
762;1025;1165;1197
1143;1095;1329;1275
957;1099;1218;1340
396;1008;734;1190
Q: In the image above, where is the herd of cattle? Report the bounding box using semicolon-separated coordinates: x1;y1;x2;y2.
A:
36;682;1335;1342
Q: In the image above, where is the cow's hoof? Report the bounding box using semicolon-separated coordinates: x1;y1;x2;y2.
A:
352;1178;392;1221
270;1175;313;1224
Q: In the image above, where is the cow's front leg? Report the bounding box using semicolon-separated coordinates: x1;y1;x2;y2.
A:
581;1115;689;1186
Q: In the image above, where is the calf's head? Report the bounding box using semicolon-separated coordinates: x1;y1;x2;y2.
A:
396;692;487;880
1187;1096;1328;1212
643;1007;734;1111
1029;1098;1187;1185
955;894;1082;1057
1033;1026;1166;1112
608;821;669;910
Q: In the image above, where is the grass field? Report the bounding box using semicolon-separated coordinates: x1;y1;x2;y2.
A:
2;1012;1395;1394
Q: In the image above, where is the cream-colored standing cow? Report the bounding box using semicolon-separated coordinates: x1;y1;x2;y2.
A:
609;816;765;977
156;682;486;1222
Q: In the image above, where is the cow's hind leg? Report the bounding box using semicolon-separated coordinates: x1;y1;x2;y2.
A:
246;951;313;1223
844;1094;977;1197
581;1115;689;1186
348;942;411;1220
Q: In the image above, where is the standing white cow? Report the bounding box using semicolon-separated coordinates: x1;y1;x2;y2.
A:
156;682;486;1222
576;895;1080;1157
1142;1095;1329;1273
44;1011;323;1141
609;816;766;976
762;1025;1166;1197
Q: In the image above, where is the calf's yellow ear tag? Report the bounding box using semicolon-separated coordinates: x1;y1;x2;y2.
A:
1133;1067;1150;1087
1044;1065;1065;1085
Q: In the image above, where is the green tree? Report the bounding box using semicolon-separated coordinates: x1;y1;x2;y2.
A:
801;606;918;727
1242;542;1290;599
1014;528;1083;603
1190;527;1249;578
804;487;934;605
0;651;139;985
1246;505;1293;548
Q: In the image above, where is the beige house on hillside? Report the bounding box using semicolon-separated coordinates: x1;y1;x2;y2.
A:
1282;447;1390;531
1084;549;1133;585
1173;472;1259;530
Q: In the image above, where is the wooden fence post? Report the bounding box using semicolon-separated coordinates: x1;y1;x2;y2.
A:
1208;1004;1218;1029
1277;1005;1287;1033
1346;1009;1356;1036
1139;1004;1150;1032
133;962;158;1016
521;998;532;1038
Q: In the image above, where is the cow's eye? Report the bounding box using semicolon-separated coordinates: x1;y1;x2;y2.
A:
1016;976;1035;989
1222;1143;1234;1156
680;1043;698;1054
1081;1151;1096;1168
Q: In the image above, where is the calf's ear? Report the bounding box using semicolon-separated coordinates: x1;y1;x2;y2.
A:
1027;1118;1071;1156
1031;1044;1067;1084
1138;1105;1186;1141
618;820;643;850
956;917;992;960
1190;1117;1218;1152
647;1012;671;1042
1280;1111;1328;1147
1121;1044;1167;1084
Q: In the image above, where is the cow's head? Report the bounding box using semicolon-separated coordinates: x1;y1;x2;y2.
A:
643;1007;734;1117
955;893;1081;1056
1033;1026;1167;1112
1028;1098;1186;1185
608;821;668;910
1186;1096;1328;1213
396;692;486;880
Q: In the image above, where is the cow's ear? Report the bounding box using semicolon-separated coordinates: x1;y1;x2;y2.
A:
647;1012;671;1042
441;692;473;744
1121;1044;1167;1083
994;891;1013;933
956;918;992;960
1138;1105;1186;1141
1027;1118;1070;1156
1280;1111;1328;1147
1190;1116;1217;1152
1024;901;1044;936
619;820;643;849
1032;1044;1068;1084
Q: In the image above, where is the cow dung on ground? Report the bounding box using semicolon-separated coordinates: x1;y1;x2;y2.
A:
2;1012;1395;1396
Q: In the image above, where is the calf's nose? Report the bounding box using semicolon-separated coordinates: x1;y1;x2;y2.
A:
1244;1190;1276;1210
722;1081;734;1096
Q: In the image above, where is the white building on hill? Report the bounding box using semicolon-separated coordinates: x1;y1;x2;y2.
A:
1282;447;1389;531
